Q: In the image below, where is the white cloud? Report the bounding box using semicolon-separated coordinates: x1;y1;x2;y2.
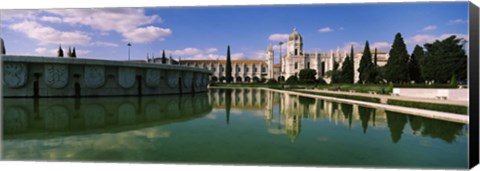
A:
231;53;245;60
39;16;62;23
92;41;118;47
8;21;91;46
205;48;218;53
34;47;51;55
449;19;467;24
341;41;362;54
370;42;391;51
340;41;390;54
268;34;289;41
318;27;333;33
122;26;172;43
420;25;437;32
0;10;37;21
43;8;171;43
407;33;469;45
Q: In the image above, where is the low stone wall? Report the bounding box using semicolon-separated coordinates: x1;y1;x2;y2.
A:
392;88;469;102
2;55;212;97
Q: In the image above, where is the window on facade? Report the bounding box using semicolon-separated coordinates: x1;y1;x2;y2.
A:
213;67;216;72
262;67;266;72
246;67;249;72
295;49;298;55
294;62;298;69
307;62;310;69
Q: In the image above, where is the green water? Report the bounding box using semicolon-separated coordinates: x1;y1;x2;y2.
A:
2;88;468;169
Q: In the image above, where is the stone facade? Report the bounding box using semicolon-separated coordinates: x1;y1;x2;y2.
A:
2;55;212;97
179;60;268;83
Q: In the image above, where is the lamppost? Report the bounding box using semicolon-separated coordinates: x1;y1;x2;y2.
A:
127;42;132;61
278;41;284;83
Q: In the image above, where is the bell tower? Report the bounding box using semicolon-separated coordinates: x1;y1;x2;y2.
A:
287;27;303;56
266;44;274;79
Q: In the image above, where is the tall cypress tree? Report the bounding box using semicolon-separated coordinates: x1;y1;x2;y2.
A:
67;47;72;57
409;46;422;83
72;47;77;58
358;41;374;84
413;45;425;82
339;54;354;84
374;48;378;66
385;33;410;83
1;37;5;55
57;45;64;57
161;50;166;64
226;45;233;83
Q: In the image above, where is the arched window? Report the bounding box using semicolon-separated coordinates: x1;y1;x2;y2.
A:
294;62;298;69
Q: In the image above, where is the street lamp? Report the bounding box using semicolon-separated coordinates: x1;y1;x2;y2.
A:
127;42;132;61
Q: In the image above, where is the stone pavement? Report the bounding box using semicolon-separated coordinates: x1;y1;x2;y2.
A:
296;89;468;107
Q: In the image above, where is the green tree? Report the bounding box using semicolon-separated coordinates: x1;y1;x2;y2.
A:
299;68;317;84
358;41;374;84
339;54;354;83
384;33;410;83
285;75;299;85
225;45;233;83
67;47;72;57
413;45;425;83
161;49;166;64
57;45;64;57
422;35;467;83
409;46;423;83
1;37;6;54
72;47;77;58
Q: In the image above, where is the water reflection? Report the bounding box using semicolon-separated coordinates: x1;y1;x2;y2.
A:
208;88;466;144
3;94;212;137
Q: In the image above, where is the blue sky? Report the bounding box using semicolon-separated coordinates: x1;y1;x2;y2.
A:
0;2;469;63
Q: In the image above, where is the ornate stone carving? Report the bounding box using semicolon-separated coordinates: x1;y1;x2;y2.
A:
3;63;28;88
118;67;136;88
167;71;179;88
45;64;69;89
84;65;105;89
145;69;161;88
45;105;69;130
183;72;193;88
194;73;202;88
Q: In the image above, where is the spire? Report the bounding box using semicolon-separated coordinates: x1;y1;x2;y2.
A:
57;44;64;57
267;43;273;52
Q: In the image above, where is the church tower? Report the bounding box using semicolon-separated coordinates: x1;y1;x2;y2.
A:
266;44;274;79
287;27;303;56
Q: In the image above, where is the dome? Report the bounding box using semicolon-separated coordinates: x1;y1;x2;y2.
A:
289;28;302;41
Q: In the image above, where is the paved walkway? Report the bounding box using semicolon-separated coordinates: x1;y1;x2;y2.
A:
263;88;469;124
295;89;468;107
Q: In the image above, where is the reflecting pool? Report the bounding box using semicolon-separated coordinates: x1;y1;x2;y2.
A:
2;88;468;169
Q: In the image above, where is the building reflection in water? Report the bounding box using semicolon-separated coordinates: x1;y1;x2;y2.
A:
208;88;466;144
3;94;213;137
